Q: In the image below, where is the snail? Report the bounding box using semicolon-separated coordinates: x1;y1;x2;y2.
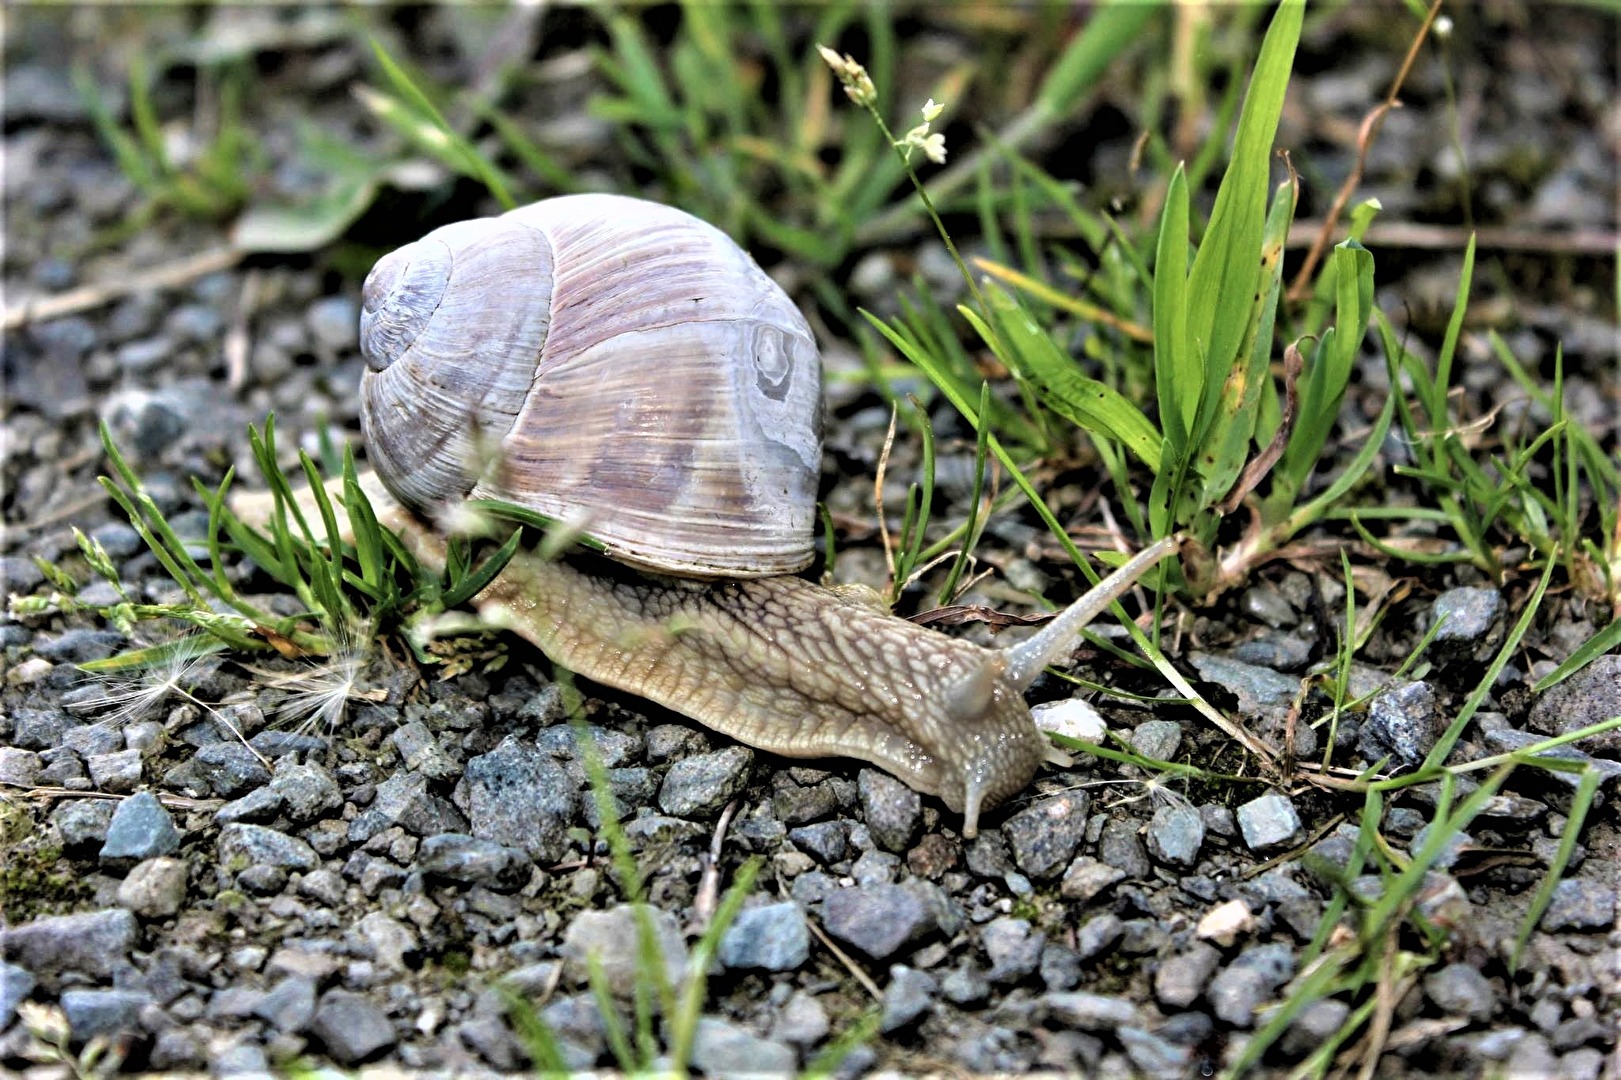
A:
353;193;1179;838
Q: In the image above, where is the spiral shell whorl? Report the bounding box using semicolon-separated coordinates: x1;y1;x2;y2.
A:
359;194;822;578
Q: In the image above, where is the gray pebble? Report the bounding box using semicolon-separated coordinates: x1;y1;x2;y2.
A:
1239;582;1296;628
307;295;358;351
1097;818;1152;878
63;724;123;758
388;720;459;781
1043;991;1140;1030
0;908;137;978
1527;655;1621;757
1;962;36;1028
1410;821;1472;869
114;336;172;374
690;1016;797;1078
254;975;318;1033
657;745;753;818
1146;804;1205;868
858;768;921;853
311;988;396;1065
0;747;42;787
217;823;318;871
456;735;577;861
1208;943;1296;1027
271;763;343;822
1482;729;1621;789
1360;681;1438;769
1003;791;1089;880
116;856;188;918
1188;652;1298;720
771;772;840;823
1233;631;1315;672
1154;942;1221;1009
165;742;272;798
416;833;530;890
1236;792;1304;852
1;556;46;596
719;902;810;972
1281;997;1351;1056
1424;963;1496;1022
1119;1025;1195;1078
1431;587;1504;646
772;991;830;1046
61;988;150;1040
1131;720;1183;761
560;904;687;997
1060;856;1126;901
52;798;116;851
880;965;938;1032
944;960;994;1003
982;917;1044;983
36;629;126;664
215;786;285;824
101;792;181;862
1540;878;1615;931
822;883;937;960
788;820;847;864
350;772;468;843
850;848;900;886
1075;913;1125;962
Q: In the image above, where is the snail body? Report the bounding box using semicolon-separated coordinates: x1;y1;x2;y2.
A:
356;194;1176;836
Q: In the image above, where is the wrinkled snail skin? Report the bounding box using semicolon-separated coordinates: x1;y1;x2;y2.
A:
353;193;1182;836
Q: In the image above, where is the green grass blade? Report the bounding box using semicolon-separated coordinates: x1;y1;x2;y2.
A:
1511;765;1599;970
1153;163;1192;451
1533;617;1621;691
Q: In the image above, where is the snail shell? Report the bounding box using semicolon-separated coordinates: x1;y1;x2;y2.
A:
358;193;823;578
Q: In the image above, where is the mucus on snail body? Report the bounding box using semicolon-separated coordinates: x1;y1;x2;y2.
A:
356;193;1177;837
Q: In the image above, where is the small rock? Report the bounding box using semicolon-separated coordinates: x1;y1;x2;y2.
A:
1527;655;1621;757
1154;942;1222;1009
165;742;271;798
1003;791;1089;880
946;960;995;1002
772;991;829;1047
690;1017;797;1078
215;786;284;825
1146;804;1204;868
982;917;1044;983
1130;720;1183;761
1061;857;1126;901
417;833;529;890
0;909;138;979
822;884;937;960
1540;878;1615;932
60;988;151;1040
350;771;468;843
87;749;143;792
0;747;42;786
858;769;921;853
1431;587;1504;650
1043;991;1139;1030
388;721;459;781
271;764;343;822
1075;913;1125;962
560;904;687;997
217;823;318;872
1208;943;1296;1027
1188;652;1298;721
1360;681;1438;769
1031;697;1108;743
1281;997;1351;1056
35;629;126;664
1119;1025;1195;1077
1240;583;1296;628
1;963;36;1028
311;988;396;1065
1424;963;1495;1022
254;975;318;1033
100;791;181;862
116;857;188;918
657;746;753;818
789;820;847;864
52;799;116;851
880;965;938;1032
1236;793;1303;852
357;911;419;971
719;902;810;972
1097;817;1151;878
456;735;576;862
1197;898;1257;947
308;295;359;351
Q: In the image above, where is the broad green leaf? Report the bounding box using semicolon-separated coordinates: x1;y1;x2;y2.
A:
1153;163;1192;453
978;284;1162;471
1185;0;1304;447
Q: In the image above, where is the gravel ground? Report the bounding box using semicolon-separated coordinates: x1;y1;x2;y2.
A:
2;5;1617;1078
